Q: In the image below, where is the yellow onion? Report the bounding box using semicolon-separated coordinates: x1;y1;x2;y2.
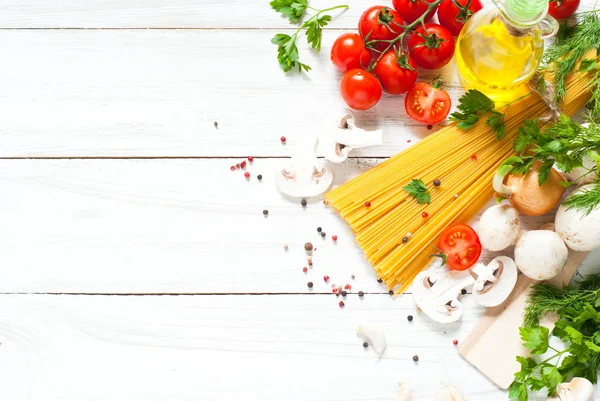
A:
494;161;565;216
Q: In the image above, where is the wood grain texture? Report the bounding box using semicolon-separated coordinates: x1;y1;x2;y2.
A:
0;293;560;401
1;158;599;294
0;0;594;28
0;29;462;158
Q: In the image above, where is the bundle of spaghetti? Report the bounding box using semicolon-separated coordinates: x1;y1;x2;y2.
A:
326;54;597;293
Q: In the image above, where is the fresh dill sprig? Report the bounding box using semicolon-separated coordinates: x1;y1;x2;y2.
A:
563;181;600;216
541;11;600;115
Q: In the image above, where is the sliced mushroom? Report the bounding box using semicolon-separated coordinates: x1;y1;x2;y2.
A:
356;324;387;358
547;377;594;401
435;382;466;401
472;256;518;307
317;113;383;163
395;382;412;401
412;270;475;324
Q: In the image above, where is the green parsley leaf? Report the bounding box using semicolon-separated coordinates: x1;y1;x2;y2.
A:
537;161;554;186
451;90;496;130
486;111;506;139
520;326;549;354
508;381;528;401
456;113;480;130
541;366;562;391
270;0;309;23
304;14;331;52
579;58;599;73
403;179;431;204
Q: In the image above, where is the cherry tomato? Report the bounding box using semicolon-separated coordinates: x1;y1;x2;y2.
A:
358;6;404;51
405;81;451;124
437;0;483;36
392;0;437;24
548;0;580;20
373;50;418;95
340;69;382;111
330;33;372;73
408;23;455;69
437;224;482;271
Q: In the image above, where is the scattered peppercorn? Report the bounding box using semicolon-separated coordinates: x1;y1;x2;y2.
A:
302;267;308;273
362;341;369;348
301;199;307;207
407;139;411;143
332;235;338;241
433;179;441;186
317;227;322;232
422;212;429;218
324;275;330;282
344;284;351;290
332;288;338;293
241;161;247;169
351;274;355;279
257;174;263;181
412;355;419;362
471;154;477;161
338;301;345;307
308;262;313;266
453;339;459;346
377;278;383;283
426;124;433;130
406;232;412;238
283;244;288;250
336;292;340;297
236;163;240;169
244;172;250;179
365;201;371;207
389;290;394;296
280;136;286;143
358;291;364;297
214;121;218;128
454;194;459;199
402;237;408;243
320;232;326;238
248;156;254;162
461;289;467;295
307;282;313;288
230;166;236;171
304;242;313;251
263;209;269;216
407;315;413;322
341;290;347;297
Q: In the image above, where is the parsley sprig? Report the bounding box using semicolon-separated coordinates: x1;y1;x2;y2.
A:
511;275;600;400
403;179;431;204
270;1;348;72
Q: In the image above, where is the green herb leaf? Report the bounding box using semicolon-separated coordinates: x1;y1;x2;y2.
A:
520;326;549;354
486;111;506;139
508;381;528;401
451;90;496;131
270;0;309;23
403;178;431;204
541;366;562;390
538;161;554;186
563;182;600;216
304;14;331;52
580;58;599;73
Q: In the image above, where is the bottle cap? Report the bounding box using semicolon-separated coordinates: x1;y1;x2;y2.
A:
505;0;548;25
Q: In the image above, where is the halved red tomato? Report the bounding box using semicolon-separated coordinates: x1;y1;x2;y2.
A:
436;224;482;271
405;81;451;124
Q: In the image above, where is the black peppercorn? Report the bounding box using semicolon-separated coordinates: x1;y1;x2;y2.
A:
307;282;313;288
461;289;467;295
407;315;413;322
412;355;419;362
389;290;394;296
341;290;347;297
402;237;408;243
321;232;326;238
214;121;218;128
358;291;364;297
433;179;441;186
301;199;307;207
317;227;322;232
377;278;383;283
363;342;369;348
257;174;263;181
263;209;269;216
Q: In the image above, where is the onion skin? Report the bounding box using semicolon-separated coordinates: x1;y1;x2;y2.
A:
505;162;566;216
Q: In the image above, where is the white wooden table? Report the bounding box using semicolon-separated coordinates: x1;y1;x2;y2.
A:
1;1;599;399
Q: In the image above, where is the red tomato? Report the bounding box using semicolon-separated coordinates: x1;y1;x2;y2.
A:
437;224;482;271
437;0;483;36
392;0;437;24
405;82;451;124
358;6;404;51
340;69;382;111
548;0;580;20
408;23;455;69
373;51;418;95
330;33;372;73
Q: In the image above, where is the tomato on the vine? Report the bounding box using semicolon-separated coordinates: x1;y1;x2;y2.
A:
340;69;382;111
548;0;580;20
373;50;418;95
436;224;482;271
405;81;451;124
358;6;404;51
392;0;437;24
408;23;455;69
437;0;483;36
331;33;372;73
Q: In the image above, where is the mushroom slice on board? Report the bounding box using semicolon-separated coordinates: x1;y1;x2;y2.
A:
472;256;518;307
413;270;475;324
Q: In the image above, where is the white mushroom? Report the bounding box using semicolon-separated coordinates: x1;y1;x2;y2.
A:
564;154;599;185
317;113;383;163
412;270;475;324
395;382;412;401
555;184;600;251
477;204;520;251
547;377;594;401
356;324;386;358
514;229;569;280
435;382;466;401
472;256;518;307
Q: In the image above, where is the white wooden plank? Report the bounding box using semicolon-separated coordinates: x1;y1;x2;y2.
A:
0;293;564;401
0;29;464;158
0;0;594;28
1;158;599;294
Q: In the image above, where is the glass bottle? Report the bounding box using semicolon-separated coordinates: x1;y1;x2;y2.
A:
455;0;559;104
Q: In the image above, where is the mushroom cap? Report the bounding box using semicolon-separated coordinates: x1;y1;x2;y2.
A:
472;256;518;307
555;185;600;252
514;230;568;280
412;270;475;324
477;204;520;251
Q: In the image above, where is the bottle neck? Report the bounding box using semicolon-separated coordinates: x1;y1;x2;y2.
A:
493;0;548;29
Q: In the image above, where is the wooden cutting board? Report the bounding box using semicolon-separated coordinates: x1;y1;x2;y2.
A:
458;250;589;389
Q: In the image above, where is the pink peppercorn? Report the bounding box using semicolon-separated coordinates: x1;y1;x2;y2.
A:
244;172;250;179
230;166;236;171
422;212;429;218
302;267;308;273
332;235;338;241
453;339;458;345
339;301;345;307
324;275;330;282
280;136;286;143
248;156;254;162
